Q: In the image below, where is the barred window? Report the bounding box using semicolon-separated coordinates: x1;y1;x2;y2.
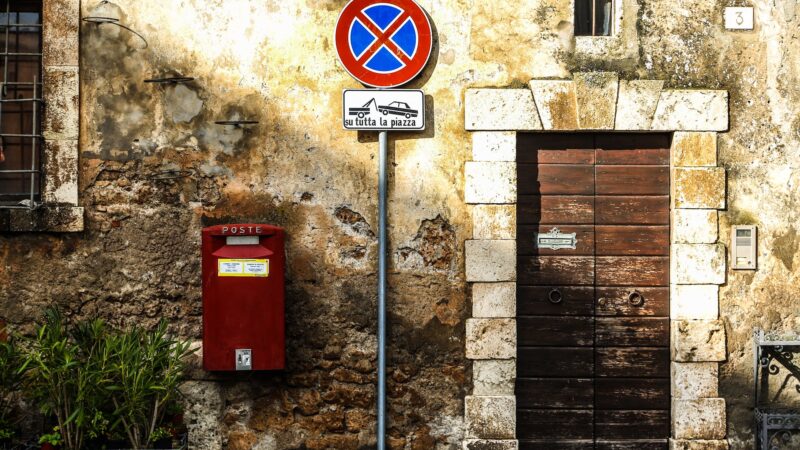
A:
575;0;614;36
0;0;41;208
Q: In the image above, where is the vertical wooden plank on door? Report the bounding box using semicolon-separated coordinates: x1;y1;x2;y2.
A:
517;134;596;449
593;134;671;450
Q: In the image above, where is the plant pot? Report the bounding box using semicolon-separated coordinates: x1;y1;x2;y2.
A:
102;439;129;449
153;438;172;449
40;444;58;450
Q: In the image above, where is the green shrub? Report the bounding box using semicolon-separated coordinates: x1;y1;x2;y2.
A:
0;332;26;443
21;309;110;450
104;320;194;449
20;310;194;449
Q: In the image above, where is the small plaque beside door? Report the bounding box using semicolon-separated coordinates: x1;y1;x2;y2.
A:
535;227;578;250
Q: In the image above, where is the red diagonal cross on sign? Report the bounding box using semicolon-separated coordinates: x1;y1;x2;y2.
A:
354;10;413;67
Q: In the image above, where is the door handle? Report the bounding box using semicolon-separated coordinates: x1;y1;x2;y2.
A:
548;289;563;304
628;290;645;307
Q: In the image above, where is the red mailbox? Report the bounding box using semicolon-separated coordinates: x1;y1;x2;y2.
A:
202;224;285;371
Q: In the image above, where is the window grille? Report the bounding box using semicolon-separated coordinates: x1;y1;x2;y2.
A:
575;0;614;37
0;0;42;210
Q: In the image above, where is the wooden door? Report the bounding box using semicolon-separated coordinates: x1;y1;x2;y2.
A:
517;134;671;450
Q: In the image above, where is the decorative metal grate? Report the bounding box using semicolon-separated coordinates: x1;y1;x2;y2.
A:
754;330;800;449
0;0;42;210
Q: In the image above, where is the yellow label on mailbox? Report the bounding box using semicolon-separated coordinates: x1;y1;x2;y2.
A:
218;259;269;277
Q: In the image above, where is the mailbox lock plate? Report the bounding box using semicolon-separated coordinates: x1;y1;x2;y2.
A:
236;349;252;371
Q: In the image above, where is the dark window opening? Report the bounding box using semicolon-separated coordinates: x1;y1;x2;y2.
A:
0;0;42;207
575;0;614;37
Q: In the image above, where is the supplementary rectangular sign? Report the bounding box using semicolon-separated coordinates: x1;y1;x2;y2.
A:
218;259;269;277
343;89;425;131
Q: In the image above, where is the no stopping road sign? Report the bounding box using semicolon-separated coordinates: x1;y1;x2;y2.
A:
334;0;433;88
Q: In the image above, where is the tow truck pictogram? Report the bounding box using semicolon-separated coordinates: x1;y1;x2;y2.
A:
348;99;419;119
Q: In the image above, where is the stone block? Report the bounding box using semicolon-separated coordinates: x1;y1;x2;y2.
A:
466;89;542;131
672;398;727;439
466;319;516;360
673;132;718;167
669;440;729;450
673;167;726;209
673;209;718;244
43;66;79;140
465;240;516;282
615;80;664;130
529;80;579;130
473;132;516;161
672;320;727;362
651;90;728;131
463;439;519;450
671;285;719;320
672;362;719;399
672;244;726;285
465;162;517;204
180;381;224;450
43;0;80;66
473;282;516;318
465;395;516;439
473;205;516;239
473;359;516;395
574;72;619;130
43;140;79;205
671;284;719;318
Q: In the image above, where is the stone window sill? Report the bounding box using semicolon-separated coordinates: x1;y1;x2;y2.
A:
0;205;84;232
575;35;621;56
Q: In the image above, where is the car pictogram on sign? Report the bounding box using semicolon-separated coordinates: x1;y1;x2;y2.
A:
348;98;419;119
379;101;417;118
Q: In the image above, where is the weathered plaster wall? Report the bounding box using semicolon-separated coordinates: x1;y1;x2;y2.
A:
1;0;799;448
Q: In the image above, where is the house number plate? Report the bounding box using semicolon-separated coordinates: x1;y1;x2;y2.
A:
535;228;577;250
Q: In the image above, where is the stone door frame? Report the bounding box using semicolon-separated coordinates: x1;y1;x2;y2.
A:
462;72;730;450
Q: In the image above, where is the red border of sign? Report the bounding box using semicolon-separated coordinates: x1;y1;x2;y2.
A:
334;0;433;88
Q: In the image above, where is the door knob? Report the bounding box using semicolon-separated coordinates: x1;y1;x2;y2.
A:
628;290;645;307
548;289;563;304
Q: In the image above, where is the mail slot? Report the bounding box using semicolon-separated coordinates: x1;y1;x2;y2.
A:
202;224;285;371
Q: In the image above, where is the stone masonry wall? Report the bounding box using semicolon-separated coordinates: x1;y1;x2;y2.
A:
0;0;799;449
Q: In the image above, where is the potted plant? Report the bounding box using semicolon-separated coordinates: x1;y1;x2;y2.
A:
103;320;193;450
21;310;110;450
38;428;62;450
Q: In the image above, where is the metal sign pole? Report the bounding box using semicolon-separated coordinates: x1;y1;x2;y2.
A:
334;2;432;447
370;86;393;450
377;130;388;450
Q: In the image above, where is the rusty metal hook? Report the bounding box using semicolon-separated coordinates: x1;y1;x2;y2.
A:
82;16;148;49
